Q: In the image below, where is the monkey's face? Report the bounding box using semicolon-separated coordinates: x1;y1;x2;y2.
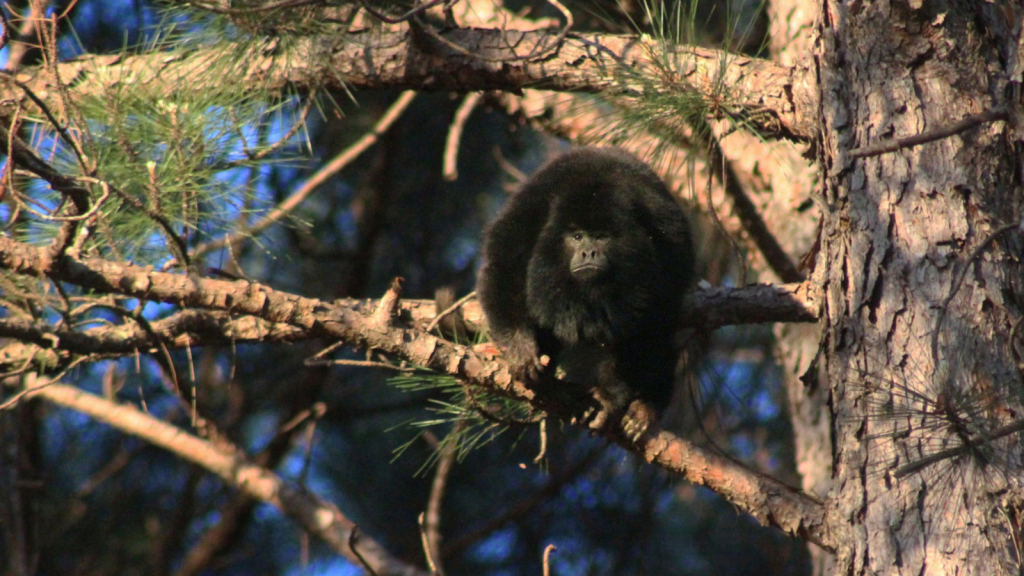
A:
565;229;611;282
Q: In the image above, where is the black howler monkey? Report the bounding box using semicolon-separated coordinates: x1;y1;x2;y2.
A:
477;147;694;430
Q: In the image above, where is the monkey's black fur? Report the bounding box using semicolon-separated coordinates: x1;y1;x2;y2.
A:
477;147;694;414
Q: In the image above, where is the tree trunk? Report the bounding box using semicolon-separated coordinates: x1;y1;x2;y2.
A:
819;2;1024;574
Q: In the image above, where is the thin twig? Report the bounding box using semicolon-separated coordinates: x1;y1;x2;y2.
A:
296;412;319;487
40;12;93;170
691;112;801;282
8;179;107;222
357;0;452;24
0;116;91;259
0;71;91;171
461;380;543;425
1;358;85;410
413;0;572;64
702;145;748;286
347;526;379;576
56;0;82;20
422;422;461;576
418;512;440;575
305;358;415;371
493;145;527;184
279;402;327;436
894;418;1024;479
931;221;1020;361
185;0;321;15
849;107;1009;159
183;91;417;266
425;291;475;333
443;92;482;181
442;450;598;557
304;340;346;364
534;418;547;463
101;176;191;269
229;94;315;166
542;544;557;576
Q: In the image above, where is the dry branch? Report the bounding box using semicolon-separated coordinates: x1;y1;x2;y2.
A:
26;379;427;576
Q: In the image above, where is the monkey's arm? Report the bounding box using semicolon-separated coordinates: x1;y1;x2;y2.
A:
477;189;551;380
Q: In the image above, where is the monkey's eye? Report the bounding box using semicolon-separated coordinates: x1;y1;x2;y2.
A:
572;232;583;241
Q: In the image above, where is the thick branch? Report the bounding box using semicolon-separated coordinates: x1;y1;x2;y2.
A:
689;282;819;326
26;380;427;576
0;281;816;372
0;236;819;369
0;237;819;330
6;29;816;141
0;237;830;548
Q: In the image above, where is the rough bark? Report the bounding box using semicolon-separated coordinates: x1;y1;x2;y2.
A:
818;1;1024;574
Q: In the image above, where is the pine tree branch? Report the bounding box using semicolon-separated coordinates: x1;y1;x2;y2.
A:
0;279;816;370
0;235;818;363
3;29;816;142
0;236;819;373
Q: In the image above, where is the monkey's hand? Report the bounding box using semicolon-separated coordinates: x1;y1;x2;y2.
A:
501;330;547;383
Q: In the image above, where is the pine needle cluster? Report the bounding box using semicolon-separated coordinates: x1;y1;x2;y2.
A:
853;334;1024;554
9;5;317;266
388;371;541;475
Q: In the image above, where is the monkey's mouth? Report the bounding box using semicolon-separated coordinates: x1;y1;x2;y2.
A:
571;264;609;280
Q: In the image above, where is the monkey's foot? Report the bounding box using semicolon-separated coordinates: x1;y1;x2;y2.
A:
572;389;653;443
574;400;651;443
621;400;656;443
